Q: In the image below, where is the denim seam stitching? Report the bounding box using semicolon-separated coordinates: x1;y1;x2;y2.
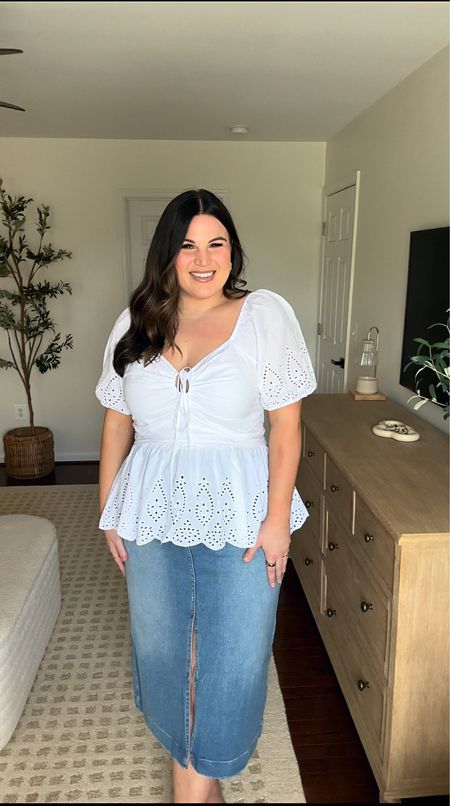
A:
194;731;261;765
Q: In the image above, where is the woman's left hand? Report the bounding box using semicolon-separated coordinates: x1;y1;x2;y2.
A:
242;516;291;587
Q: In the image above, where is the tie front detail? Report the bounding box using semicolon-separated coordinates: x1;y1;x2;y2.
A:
174;367;191;433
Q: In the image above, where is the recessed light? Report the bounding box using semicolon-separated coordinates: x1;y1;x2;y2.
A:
230;125;249;135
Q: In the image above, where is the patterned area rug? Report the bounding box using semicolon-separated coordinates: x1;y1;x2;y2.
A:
0;484;306;803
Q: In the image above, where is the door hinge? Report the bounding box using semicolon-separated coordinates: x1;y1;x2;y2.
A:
322;221;327;236
317;322;322;336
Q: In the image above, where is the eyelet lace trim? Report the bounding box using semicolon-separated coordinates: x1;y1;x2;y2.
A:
261;345;316;408
95;373;131;415
99;470;309;550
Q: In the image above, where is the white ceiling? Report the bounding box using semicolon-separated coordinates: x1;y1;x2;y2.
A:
0;1;448;141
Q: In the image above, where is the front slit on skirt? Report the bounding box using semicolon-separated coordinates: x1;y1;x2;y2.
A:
124;536;281;779
187;613;197;767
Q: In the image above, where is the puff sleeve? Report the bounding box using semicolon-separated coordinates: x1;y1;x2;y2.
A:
94;307;132;414
255;290;317;410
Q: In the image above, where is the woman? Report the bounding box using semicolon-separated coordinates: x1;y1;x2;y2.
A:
95;189;316;803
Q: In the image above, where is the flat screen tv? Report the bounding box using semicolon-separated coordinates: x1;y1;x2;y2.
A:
400;226;449;407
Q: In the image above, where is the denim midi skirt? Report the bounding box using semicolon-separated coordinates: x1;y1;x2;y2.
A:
124;537;282;779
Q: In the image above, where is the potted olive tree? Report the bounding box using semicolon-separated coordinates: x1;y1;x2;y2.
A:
0;178;73;478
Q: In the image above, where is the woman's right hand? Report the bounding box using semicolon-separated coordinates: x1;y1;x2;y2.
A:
103;528;128;576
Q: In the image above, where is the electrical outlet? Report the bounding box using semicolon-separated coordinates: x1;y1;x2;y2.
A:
14;404;27;420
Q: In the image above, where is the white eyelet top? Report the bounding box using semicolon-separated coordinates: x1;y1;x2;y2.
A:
95;288;317;550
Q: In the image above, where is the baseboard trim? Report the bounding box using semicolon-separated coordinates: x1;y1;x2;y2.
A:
0;455;100;465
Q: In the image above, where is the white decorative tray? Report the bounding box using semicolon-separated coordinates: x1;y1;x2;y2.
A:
372;419;420;442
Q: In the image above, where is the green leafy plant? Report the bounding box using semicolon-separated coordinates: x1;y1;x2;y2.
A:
0;178;73;427
403;310;450;420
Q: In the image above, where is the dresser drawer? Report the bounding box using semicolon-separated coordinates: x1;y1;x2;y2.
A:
324;453;353;532
291;465;323;604
353;494;395;594
290;512;321;604
322;571;386;755
324;514;391;677
302;426;325;487
290;526;321;607
325;501;353;554
297;462;322;539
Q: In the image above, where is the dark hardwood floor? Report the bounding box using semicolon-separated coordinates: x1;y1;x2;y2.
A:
1;462;448;805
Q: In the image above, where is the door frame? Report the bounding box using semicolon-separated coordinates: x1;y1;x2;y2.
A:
316;170;361;392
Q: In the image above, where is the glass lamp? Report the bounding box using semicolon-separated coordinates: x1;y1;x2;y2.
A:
356;326;379;394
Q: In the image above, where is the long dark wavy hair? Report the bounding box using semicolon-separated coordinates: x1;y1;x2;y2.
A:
113;189;250;376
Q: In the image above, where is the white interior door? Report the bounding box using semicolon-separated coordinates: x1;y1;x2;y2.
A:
126;196;169;293
316;181;358;392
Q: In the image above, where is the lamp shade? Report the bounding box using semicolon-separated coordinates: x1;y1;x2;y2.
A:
359;338;378;370
356;326;380;394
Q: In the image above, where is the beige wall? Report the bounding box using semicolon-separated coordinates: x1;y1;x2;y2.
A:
0;140;325;460
325;46;449;433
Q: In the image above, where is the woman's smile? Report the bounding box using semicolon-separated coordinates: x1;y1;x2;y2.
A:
190;270;216;283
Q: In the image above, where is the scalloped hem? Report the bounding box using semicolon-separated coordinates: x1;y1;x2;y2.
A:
99;505;308;549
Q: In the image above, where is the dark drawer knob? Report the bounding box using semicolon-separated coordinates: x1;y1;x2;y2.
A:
304;557;313;566
330;484;339;493
307;450;315;457
363;533;375;543
326;607;336;618
305;499;314;509
328;542;339;551
361;601;373;613
357;679;370;691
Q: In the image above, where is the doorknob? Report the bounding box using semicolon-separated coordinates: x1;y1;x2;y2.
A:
331;357;345;369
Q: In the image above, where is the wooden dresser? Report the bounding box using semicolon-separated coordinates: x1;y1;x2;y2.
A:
291;393;449;804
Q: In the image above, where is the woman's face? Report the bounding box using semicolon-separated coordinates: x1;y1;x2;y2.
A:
175;214;232;300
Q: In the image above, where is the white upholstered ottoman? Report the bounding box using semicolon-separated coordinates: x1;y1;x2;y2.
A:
0;514;61;750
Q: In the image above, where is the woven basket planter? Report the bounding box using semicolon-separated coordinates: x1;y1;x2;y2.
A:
3;427;55;480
